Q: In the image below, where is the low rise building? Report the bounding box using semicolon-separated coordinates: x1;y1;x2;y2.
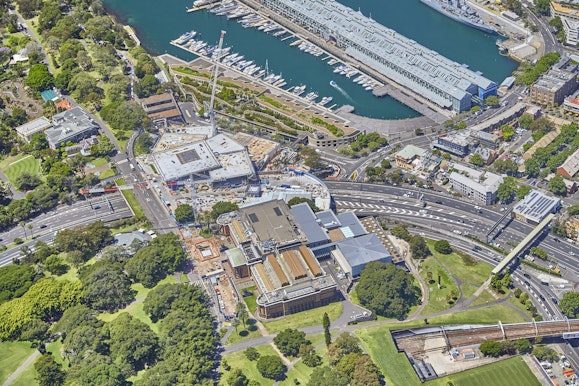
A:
449;165;503;205
557;148;579;179
141;92;183;124
394;145;425;170
471;130;499;149
433;132;470;157
332;233;392;277
530;64;578;106
551;2;579;45
14;117;53;142
45;106;100;149
512;189;561;225
565;216;579;241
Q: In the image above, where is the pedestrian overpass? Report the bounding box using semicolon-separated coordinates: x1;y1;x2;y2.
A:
491;213;555;275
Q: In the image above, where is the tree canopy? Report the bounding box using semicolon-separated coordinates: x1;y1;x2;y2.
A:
287;197;320;212
434;240;452;254
356;262;420;319
273;328;310;357
26;64;53;91
560;292;579;318
256;355;287;381
79;261;135;311
174;204;196;224
0;264;37;304
210;201;239;220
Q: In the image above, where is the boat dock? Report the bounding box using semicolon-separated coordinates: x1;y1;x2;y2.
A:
186;1;220;12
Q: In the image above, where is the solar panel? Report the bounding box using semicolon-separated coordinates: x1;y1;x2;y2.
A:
176;149;200;164
248;213;259;223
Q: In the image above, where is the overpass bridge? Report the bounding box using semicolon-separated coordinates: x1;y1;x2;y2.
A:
394;317;579;356
491;213;554;275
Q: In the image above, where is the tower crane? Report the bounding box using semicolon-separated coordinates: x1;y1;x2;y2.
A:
205;30;226;137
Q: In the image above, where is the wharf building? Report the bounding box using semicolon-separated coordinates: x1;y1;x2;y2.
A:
257;0;497;113
223;200;392;318
449;164;503;205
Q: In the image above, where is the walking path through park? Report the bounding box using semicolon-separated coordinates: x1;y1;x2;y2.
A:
2;350;40;386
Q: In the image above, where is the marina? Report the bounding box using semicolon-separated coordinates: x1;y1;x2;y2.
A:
102;0;517;120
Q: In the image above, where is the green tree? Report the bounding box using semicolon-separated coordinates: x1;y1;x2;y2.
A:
79;261;136;311
236;302;249;329
534;0;551;14
0;264;37;304
497;177;517;203
494;159;518;176
307;366;348;386
519;114;534;129
357;262;420;319
210;202;239;220
548;175;567;196
174;204;196;224
256;355;287;381
501;124;515;141
105;313;159;375
470;152;484;167
533;345;558;362
326;333;362;366
14;172;42;191
34;353;65;386
560;292;579;318
227;368;249;386
322;312;331;346
479;341;502;357
484;95;500;107
287;197;320;212
434;240;452;254
351;355;382;386
26;64;53;91
516;338;533;354
274;328;310;357
244;347;260;361
410;235;430;260
517;185;531;200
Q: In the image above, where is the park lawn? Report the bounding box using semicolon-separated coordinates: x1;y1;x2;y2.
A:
226;324;263;346
91;157;108;167
99;301;158;333
121;190;145;219
10;364;37;386
0;341;36;384
3;154;41;186
461;283;478;299
471;289;497;307
54;262;79;282
180;272;189;283
419;256;459;315
45;339;66;366
98;168;116;180
219;344;279;386
430;242;492;286
508;296;533;320
427;303;528;325
356;324;421;386
280;346;328;386
426;356;540;386
262;302;343;334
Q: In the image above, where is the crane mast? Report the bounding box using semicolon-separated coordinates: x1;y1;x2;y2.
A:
207;30;226;137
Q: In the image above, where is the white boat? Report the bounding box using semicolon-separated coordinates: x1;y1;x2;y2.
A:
255;70;266;78
305;92;318;101
318;96;333;106
365;85;374;91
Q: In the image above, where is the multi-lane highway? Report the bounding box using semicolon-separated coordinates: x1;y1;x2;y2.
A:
327;181;579;277
0;193;133;267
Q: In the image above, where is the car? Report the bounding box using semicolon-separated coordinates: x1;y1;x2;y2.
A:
40;225;47;229
94;205;101;209
435;200;443;204
552;237;560;242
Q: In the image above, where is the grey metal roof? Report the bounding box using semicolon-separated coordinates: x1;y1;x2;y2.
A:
261;0;496;108
513;190;560;223
335;233;392;268
15;117;52;137
46;106;99;147
290;203;330;244
336;212;366;237
316;209;340;229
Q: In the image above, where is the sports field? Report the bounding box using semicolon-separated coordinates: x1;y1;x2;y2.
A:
428;356;541;386
2;155;41;186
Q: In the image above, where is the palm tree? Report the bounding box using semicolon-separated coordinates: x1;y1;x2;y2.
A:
28;224;33;238
232;318;240;333
20;221;26;238
236;302;248;329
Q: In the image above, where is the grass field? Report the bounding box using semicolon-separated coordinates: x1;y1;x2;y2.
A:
0;341;36;384
461;284;478;299
280;345;328;386
356;324;420;386
98;168;116;180
91;157;108;167
121;189;145;219
426;357;540;386
242;286;257;314
226;323;263;346
3;155;41;187
420;256;459;315
427;303;528;325
262;302;342;334
429;242;492;286
45;339;66;366
219;344;280;385
471;289;497;307
10;364;37;386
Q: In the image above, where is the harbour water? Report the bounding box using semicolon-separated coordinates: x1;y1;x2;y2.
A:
102;0;518;119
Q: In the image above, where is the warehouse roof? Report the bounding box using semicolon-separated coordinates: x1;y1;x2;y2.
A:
513;190;561;224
